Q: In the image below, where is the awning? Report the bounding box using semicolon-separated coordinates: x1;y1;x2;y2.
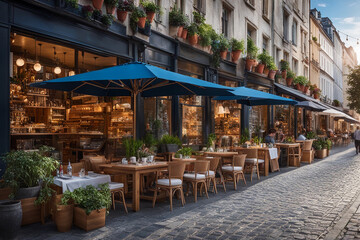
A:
295;101;327;112
321;109;360;123
213;86;297;106
274;83;317;102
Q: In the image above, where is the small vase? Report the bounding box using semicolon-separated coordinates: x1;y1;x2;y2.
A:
117;10;128;22
146;12;156;23
220;50;228;60
231;50;241;63
138;17;146;28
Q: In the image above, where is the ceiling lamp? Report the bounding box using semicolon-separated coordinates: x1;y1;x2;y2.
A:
68;70;75;76
53;47;61;75
34;42;42;72
16;57;25;67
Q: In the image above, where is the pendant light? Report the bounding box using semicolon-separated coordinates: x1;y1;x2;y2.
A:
16;49;25;67
68;70;75;76
53;47;61;75
33;41;42;72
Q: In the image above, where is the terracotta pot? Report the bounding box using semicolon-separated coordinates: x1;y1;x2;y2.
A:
263;67;269;75
314;93;319;99
295;84;302;91
281;70;287;79
74;207;106;231
188;34;198;46
268;70;277;80
106;5;116;15
303;86;309;94
256;63;265;74
245;59;255;71
181;29;188;39
146;12;155;23
177;26;184;37
138;17;146;28
231;50;242;63
220;50;228;60
117;10;128;22
55;204;74;232
286;78;293;86
92;0;104;10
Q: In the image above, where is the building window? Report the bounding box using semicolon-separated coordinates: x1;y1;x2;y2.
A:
194;0;206;14
304;66;308;78
292;58;298;75
292;20;298;46
276;47;281;68
283;10;290;41
245;0;255;8
222;6;229;37
247;22;257;42
301;30;307;55
284;51;289;62
262;0;269;18
155;0;161;22
262;35;269;52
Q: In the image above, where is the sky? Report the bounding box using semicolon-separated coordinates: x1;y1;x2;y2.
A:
311;0;360;63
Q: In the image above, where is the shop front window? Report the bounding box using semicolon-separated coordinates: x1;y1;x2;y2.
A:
144;97;171;139
181;96;204;145
275;104;294;138
296;108;303;136
213;79;241;147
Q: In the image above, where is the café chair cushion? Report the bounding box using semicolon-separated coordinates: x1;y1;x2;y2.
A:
109;182;124;190
222;166;243;171
157;178;182;186
183;173;206;180
257;159;265;164
206;170;215;176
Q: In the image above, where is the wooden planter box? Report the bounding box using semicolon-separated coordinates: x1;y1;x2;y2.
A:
74;207;106;231
56;204;74;232
315;149;327;159
21;197;42;225
301;150;314;164
0;187;12;200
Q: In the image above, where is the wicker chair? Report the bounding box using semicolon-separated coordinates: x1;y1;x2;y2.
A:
301;140;314;164
196;156;221;194
183;160;210;203
221;154;247;190
152;162;186;211
238;149;263;181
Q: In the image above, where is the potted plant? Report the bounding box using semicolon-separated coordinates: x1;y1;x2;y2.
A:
104;0;118;15
187;23;198;46
130;7;146;31
0;200;22;240
140;0;161;23
325;139;332;156
284;136;294;143
137;145;154;163
240;128;250;145
82;5;94;20
175;147;193;159
293;76;307;91
55;191;74;232
305;131;317;139
92;0;104;10
303;80;310;94
101;14;114;27
72;184;111;231
117;0;134;22
313;87;321;99
160;134;181;153
267;59;277;80
245;38;259;71
256;51;268;74
198;23;215;48
181;23;189;39
280;60;290;79
286;70;295;86
218;34;230;60
312;36;318;42
333;99;340;107
169;6;187;37
64;0;79;10
123;138;143;162
230;38;244;63
206;133;217;150
313;139;327;159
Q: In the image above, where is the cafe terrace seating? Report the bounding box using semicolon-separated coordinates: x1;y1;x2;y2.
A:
221;154;247;190
237;149;264;182
183;160;210;203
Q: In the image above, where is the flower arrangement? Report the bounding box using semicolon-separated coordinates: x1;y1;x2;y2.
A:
284;136;294;143
175;147;193;158
117;0;134;11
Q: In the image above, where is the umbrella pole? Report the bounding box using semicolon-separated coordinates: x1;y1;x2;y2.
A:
133;91;137;140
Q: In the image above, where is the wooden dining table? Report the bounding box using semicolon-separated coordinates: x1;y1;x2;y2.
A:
275;143;301;167
99;162;168;212
231;147;280;176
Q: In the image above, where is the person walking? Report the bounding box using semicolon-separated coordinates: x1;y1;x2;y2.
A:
354;126;360;154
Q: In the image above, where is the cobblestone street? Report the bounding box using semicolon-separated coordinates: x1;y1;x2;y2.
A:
19;145;360;240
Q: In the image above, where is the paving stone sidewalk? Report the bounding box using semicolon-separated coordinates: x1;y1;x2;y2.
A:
19;145;360;240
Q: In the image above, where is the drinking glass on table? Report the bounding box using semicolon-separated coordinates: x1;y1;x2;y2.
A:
79;168;85;177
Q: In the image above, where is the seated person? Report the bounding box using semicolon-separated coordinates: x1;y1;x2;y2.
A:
264;128;277;144
297;129;307;141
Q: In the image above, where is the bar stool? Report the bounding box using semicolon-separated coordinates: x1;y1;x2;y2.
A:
109;182;128;214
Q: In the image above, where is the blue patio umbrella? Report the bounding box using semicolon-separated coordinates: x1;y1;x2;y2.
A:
213;87;297;106
30;61;234;137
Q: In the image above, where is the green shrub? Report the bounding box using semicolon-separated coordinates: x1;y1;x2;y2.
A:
123;138;143;158
176;147;193;158
246;38;259;59
101;14;114;26
280;60;290;71
257;51;269;65
187;23;198;36
293;76;308;85
160;134;182;146
198;24;216;47
230;38;245;52
140;0;161;13
305;131;317;139
104;0;119;8
267;59;277;71
206;133;217;148
193;11;205;24
287;70;296;79
169;6;186;26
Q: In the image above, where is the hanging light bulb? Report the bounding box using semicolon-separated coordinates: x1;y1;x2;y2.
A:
68;70;75;76
34;42;42;72
53;47;61;74
16;57;25;67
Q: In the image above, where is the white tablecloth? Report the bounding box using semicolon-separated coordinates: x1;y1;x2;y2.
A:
54;173;111;193
269;148;278;160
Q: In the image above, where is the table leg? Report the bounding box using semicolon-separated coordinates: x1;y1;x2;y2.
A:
287;148;290;166
264;153;269;176
132;171;140;212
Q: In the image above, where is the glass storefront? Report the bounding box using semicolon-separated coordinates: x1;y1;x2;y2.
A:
144;97;172;139
275;104;294;138
10;33;128;159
